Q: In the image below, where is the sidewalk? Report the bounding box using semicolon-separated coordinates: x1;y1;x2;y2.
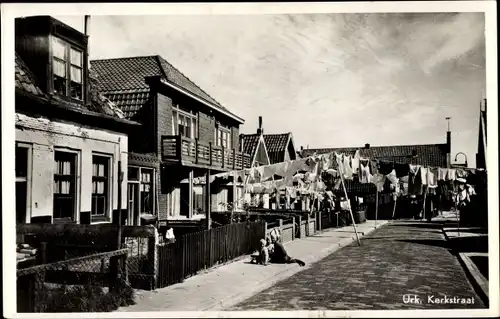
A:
117;220;389;312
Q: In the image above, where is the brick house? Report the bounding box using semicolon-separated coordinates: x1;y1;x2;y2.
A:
90;55;251;229
14;16;138;226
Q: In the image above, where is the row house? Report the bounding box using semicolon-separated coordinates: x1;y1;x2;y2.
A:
90;55;251;230
14;16;138;226
239;116;298;210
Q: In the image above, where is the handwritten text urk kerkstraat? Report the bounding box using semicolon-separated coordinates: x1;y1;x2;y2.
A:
403;294;475;305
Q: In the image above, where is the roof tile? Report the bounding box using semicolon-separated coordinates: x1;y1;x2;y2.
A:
263;133;291;164
90;55;237;120
302;144;448;168
240;134;261;159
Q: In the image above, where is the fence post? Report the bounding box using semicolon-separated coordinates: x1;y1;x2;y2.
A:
292;216;296;241
278;219;283;239
318;210;322;231
109;256;119;293
297;215;302;238
39;242;48;264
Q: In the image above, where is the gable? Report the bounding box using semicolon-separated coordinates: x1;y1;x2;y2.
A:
254;138;270;166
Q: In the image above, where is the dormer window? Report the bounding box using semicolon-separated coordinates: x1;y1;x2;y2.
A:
51;36;83;100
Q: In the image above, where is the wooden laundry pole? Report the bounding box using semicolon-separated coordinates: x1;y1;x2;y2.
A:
375;190;379;228
340;172;361;246
392;193;398;220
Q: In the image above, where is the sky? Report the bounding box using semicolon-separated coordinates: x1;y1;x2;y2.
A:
55;12;486;167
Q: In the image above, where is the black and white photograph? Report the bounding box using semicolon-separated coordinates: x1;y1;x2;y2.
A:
1;1;498;318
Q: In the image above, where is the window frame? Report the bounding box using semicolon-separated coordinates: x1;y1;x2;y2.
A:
215;124;231;149
127;166;156;225
50;35;84;101
15;142;32;224
171;105;198;139
53;148;80;223
91;153;113;222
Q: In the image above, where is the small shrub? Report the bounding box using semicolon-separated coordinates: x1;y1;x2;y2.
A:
34;278;136;312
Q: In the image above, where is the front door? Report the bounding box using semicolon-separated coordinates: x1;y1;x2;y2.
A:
127;183;139;225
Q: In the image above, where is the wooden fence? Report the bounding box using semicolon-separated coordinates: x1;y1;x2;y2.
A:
156;221;265;289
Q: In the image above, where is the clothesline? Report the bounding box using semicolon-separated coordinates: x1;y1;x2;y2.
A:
210;150;484;190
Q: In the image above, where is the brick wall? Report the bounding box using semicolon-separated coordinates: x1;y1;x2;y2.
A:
199;111;215;144
231;126;240;150
156;93;174;220
156;93;174;156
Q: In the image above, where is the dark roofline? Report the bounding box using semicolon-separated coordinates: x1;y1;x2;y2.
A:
305;142;448;151
149;76;245;124
16;88;140;129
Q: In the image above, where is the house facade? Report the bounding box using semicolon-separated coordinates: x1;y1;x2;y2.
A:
15;16;137;226
90;55;251;228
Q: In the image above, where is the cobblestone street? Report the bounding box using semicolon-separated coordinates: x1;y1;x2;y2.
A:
231;221;485;310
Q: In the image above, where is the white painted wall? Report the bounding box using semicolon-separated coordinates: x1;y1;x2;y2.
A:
15;113;128;223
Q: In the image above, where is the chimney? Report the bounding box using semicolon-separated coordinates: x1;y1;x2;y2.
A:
364;143;370;149
257;116;264;135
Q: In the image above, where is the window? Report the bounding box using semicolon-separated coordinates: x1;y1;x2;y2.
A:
172;106;198;139
53;151;77;221
140;168;154;215
216;125;231;148
16;144;31;224
51;36;83;100
92;155;110;217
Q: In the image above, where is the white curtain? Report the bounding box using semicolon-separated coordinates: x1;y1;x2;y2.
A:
169;187;180;217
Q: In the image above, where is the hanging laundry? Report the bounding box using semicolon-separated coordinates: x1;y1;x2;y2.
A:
359;160;373;184
408;165;423;195
370;160;379;175
372;173;386;192
343;155;354;180
437;168;448;181
351;150;361;175
447;169;457;181
456;169;468;179
427;167;438;188
394;163;410;178
378;161;394;175
420;167;428;185
386;169;399;185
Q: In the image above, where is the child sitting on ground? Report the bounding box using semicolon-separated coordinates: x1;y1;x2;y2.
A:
250;239;269;266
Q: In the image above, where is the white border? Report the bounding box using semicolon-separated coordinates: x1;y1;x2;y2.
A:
2;2;498;318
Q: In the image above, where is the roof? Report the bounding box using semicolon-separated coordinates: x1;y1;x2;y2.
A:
263;133;293;164
90;55;238;120
15;52;44;97
302;143;448;168
240;134;261;158
15;52;127;121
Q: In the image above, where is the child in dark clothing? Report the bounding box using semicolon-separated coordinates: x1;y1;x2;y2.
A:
270;234;305;266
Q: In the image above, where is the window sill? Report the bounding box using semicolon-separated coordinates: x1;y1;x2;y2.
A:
91;215;111;224
53;218;76;224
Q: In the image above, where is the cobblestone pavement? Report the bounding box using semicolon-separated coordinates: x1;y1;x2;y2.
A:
231;221;485;310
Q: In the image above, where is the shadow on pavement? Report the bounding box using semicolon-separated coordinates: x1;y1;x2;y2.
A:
389;222;456;230
396;238;450;249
